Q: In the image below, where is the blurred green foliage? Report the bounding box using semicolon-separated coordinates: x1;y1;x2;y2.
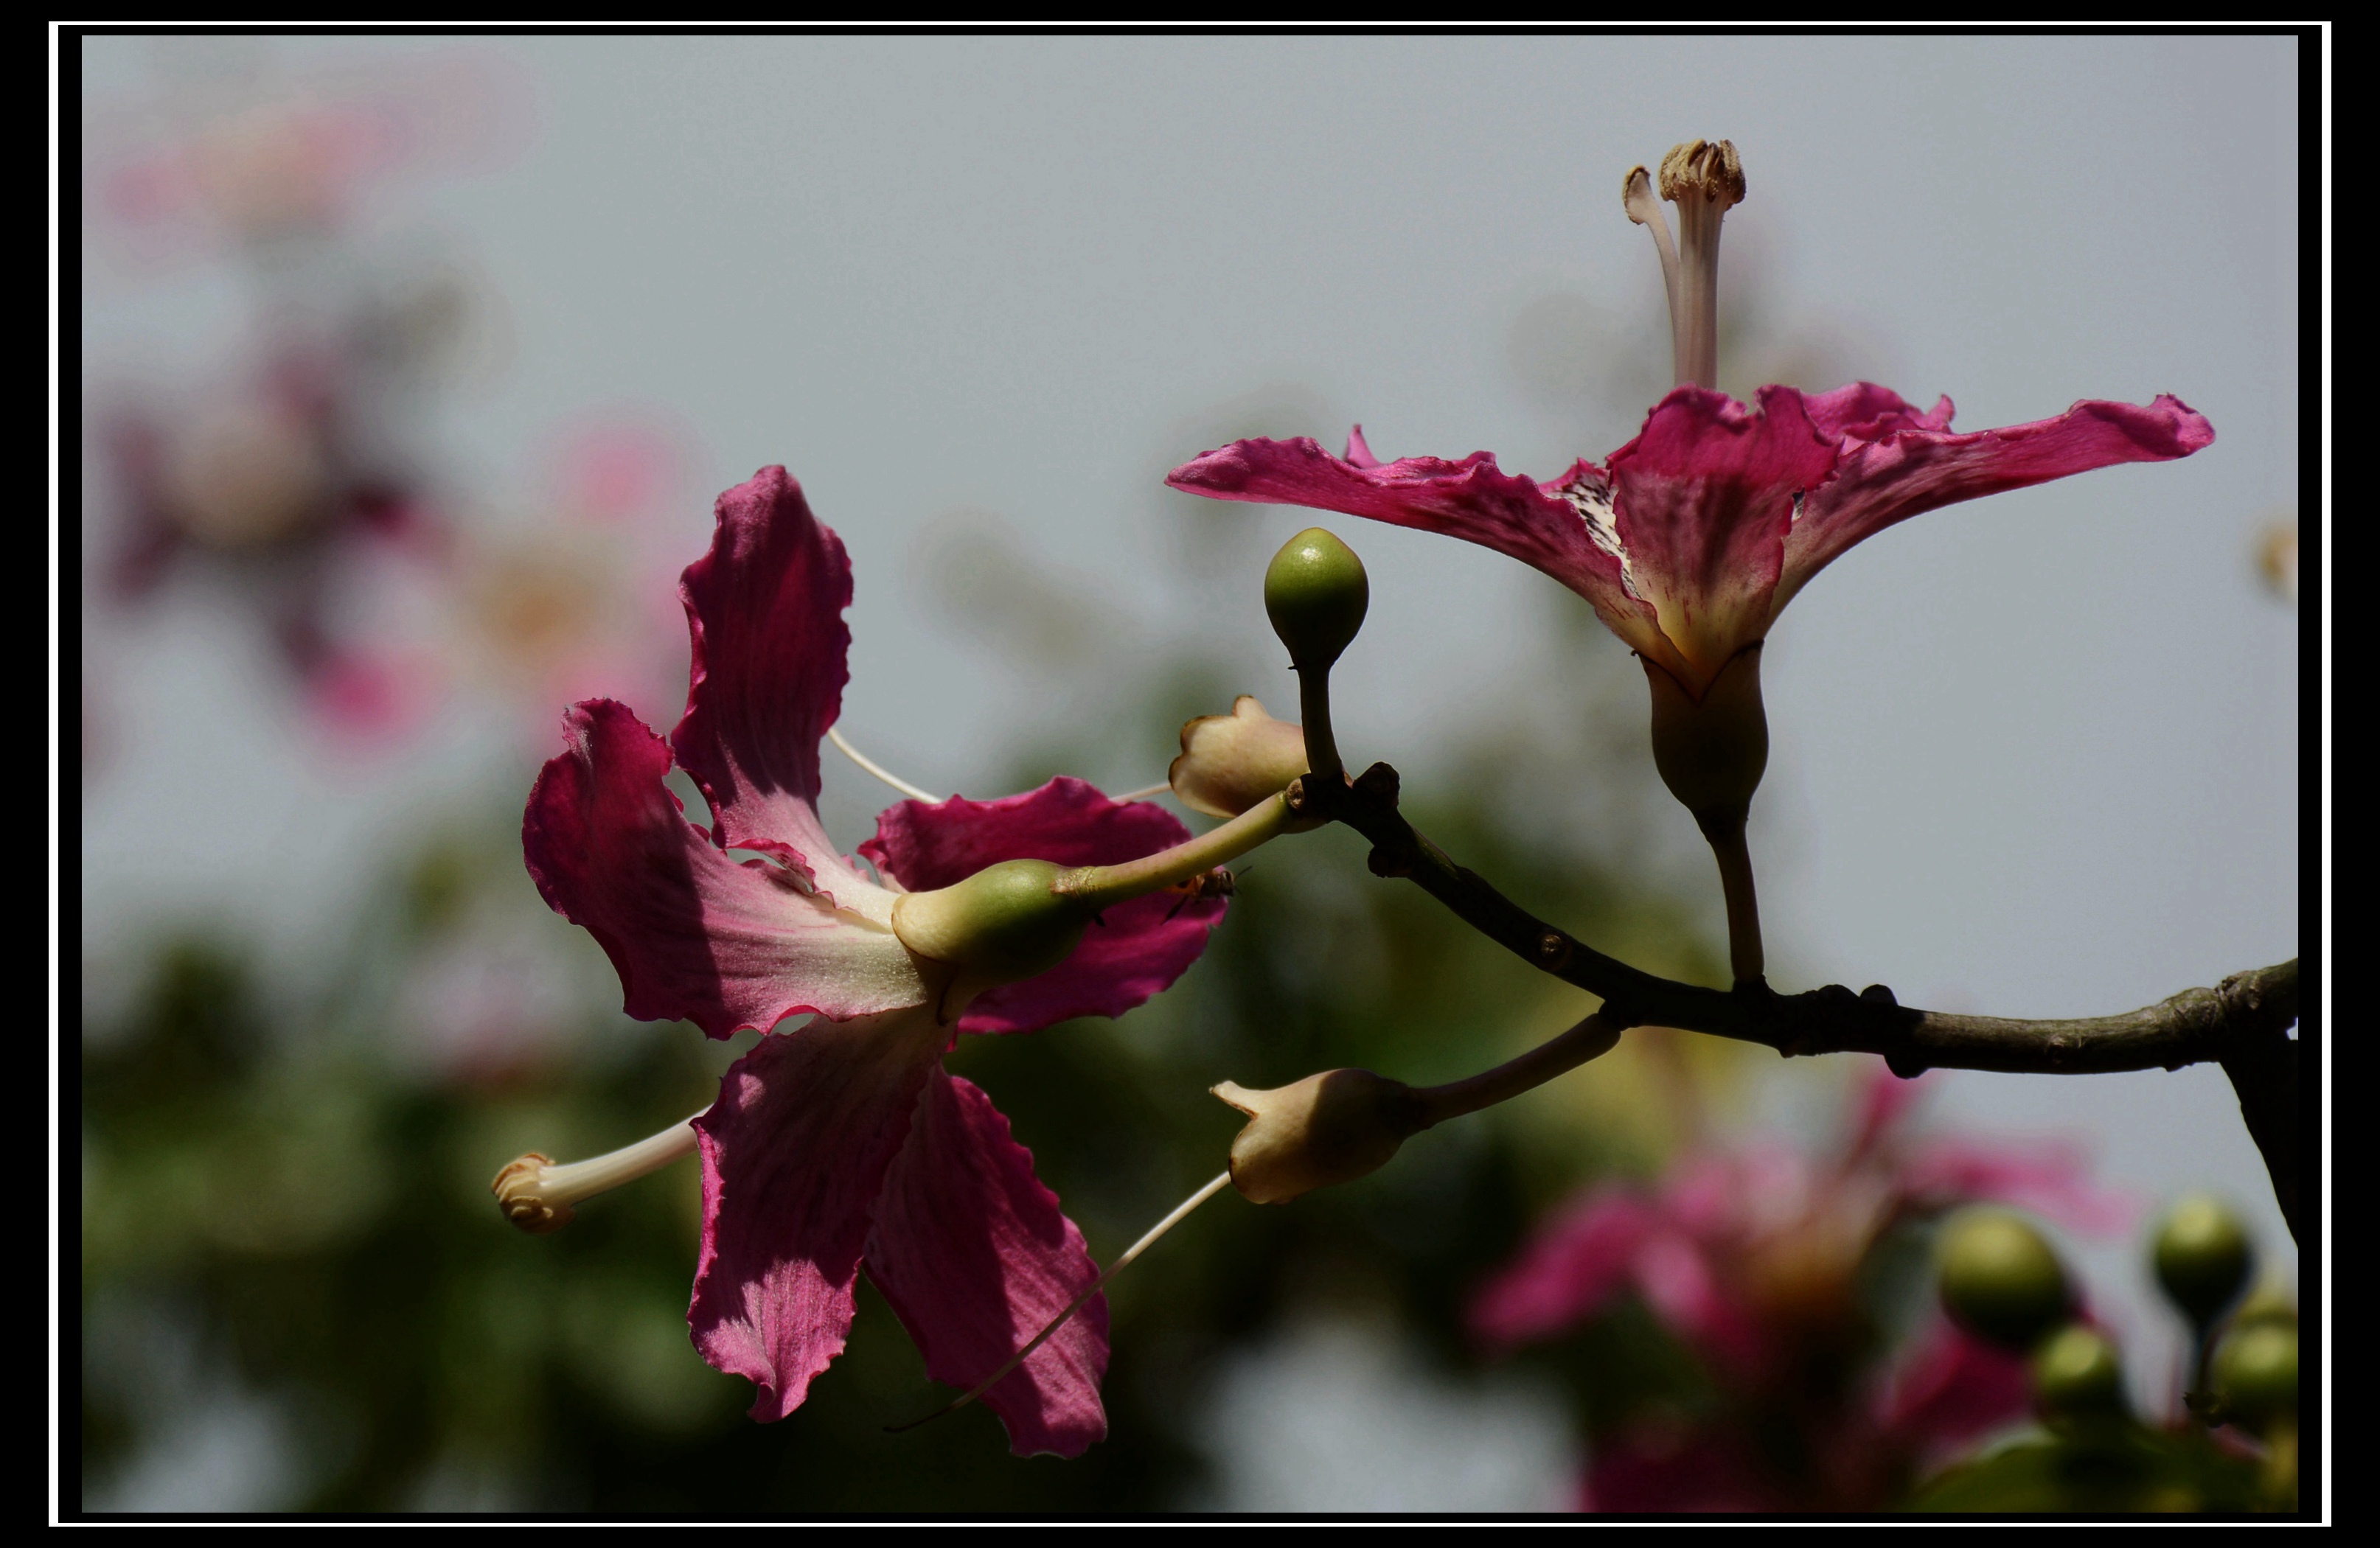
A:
1910;1429;2264;1514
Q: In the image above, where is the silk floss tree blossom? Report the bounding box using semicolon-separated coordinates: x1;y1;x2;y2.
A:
493;467;1291;1456
1470;1064;2134;1513
1167;139;2215;989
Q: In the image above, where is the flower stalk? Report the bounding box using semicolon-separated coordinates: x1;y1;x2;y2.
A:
1051;791;1304;915
1408;1013;1624;1128
1700;812;1766;988
1213;1013;1625;1204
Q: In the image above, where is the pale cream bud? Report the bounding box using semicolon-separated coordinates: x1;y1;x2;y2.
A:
1169;696;1310;819
1211;1067;1422;1205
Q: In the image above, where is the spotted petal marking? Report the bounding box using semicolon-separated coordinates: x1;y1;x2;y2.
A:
1558;470;1641;602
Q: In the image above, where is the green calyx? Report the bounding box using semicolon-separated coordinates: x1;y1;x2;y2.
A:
2032;1324;2128;1420
1264;528;1369;671
1938;1209;2070;1353
2152;1194;2254;1328
891;859;1091;1019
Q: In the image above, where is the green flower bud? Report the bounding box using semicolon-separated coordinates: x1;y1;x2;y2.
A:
1212;1067;1420;1204
1938;1208;2071;1352
2032;1323;2128;1419
1264;527;1368;672
891;859;1089;1021
2152;1194;2254;1328
1170;695;1309;819
2230;1275;2297;1333
2210;1320;2297;1434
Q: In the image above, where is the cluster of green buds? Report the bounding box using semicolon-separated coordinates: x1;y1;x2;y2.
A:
2152;1196;2297;1455
1932;1196;2295;1508
1934;1210;2109;1414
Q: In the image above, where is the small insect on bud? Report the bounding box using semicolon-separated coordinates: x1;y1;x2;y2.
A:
1161;866;1236;922
2032;1324;2129;1421
1937;1208;2071;1353
1170;695;1310;819
1264;527;1369;673
2210;1319;2297;1435
891;858;1091;1021
1211;1067;1422;1205
2152;1194;2254;1328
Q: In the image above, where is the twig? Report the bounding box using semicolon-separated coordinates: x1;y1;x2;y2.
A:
1290;763;2305;1241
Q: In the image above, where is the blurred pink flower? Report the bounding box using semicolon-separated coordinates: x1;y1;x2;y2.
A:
453;415;698;731
89;53;515;261
523;467;1225;1456
102;346;452;745
1471;1062;2130;1511
1169;384;2212;701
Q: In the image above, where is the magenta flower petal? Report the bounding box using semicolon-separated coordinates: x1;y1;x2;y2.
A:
1632;1229;1770;1382
1165;436;1673;672
1171;386;2211;699
1844;1059;1930;1162
1604;386;1839;685
1469;1190;1655;1350
1776;394;2216;617
523;698;925;1039
863;1071;1110;1458
860;777;1225;1036
671;464;880;902
689;1010;948;1420
1582;1423;1785;1513
1895;1139;2137;1235
1798;381;1955;445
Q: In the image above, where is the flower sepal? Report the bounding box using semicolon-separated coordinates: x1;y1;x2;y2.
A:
1212;1067;1422;1204
1170;695;1309;819
891;858;1095;1022
1643;642;1770;826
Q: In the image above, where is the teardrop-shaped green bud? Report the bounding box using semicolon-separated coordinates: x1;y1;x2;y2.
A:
1264;527;1368;671
1938;1208;2070;1352
2032;1323;2128;1419
2152;1194;2254;1328
2211;1320;2297;1434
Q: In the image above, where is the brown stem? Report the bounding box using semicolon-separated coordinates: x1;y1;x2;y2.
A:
1410;1014;1623;1129
1696;806;1764;986
1322;759;2305;1241
1295;663;1343;791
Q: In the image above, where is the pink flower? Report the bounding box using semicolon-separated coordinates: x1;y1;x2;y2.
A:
521;467;1225;1456
1470;1063;2129;1511
1169;142;2216;992
1167;383;2213;703
101;349;451;745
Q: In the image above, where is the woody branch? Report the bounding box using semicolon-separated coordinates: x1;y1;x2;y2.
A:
1287;764;2304;1242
